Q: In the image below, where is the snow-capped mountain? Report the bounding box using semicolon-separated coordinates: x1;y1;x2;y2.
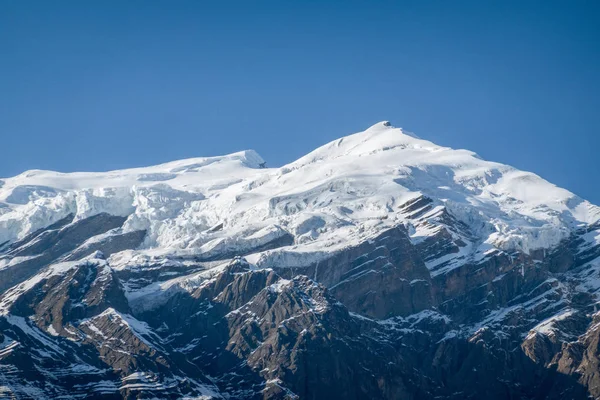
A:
0;122;599;399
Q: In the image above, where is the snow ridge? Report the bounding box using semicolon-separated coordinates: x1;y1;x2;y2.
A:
1;122;598;272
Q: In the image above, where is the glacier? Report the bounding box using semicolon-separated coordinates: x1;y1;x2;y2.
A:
1;121;597;273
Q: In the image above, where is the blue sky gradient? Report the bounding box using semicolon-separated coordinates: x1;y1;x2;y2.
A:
1;1;599;203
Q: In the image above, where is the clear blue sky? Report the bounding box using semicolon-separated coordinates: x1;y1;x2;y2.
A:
1;1;599;203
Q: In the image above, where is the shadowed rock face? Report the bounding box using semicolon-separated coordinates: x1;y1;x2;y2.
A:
0;213;132;292
275;226;432;319
62;229;147;262
0;211;599;399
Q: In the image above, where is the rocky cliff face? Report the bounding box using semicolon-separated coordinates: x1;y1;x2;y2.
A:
0;122;599;399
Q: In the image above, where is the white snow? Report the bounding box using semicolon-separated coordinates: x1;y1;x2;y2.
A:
46;325;59;336
526;308;576;339
0;121;598;276
268;279;292;293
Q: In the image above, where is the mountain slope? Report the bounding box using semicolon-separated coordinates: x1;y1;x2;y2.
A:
0;122;599;399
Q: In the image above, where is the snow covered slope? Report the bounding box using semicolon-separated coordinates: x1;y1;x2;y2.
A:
1;121;598;272
0;122;600;264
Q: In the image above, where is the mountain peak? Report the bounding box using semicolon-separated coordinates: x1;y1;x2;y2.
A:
363;120;420;140
1;121;600;399
0;121;598;259
367;120;393;129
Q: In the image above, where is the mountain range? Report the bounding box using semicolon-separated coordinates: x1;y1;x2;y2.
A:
0;121;599;399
